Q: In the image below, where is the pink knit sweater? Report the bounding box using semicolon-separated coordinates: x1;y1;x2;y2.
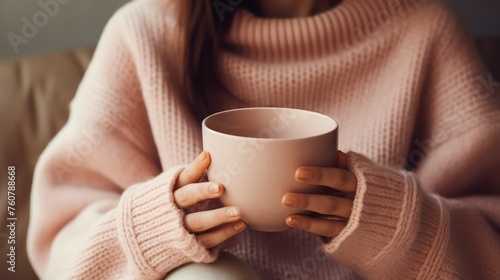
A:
28;0;500;279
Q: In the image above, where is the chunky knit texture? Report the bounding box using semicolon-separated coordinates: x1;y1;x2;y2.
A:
28;0;500;279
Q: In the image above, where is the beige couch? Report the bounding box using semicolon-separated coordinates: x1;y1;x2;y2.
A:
0;37;498;279
0;48;94;280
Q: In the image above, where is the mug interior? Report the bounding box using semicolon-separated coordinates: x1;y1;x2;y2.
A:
203;108;337;139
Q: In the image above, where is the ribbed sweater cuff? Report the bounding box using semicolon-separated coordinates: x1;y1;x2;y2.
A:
323;152;447;277
117;166;217;278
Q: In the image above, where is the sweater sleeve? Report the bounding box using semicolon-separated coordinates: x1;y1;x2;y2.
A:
322;9;500;280
27;3;216;279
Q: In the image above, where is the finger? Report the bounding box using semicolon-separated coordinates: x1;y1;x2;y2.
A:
282;193;353;219
197;221;247;249
286;215;347;238
174;182;223;209
184;206;242;233
295;167;357;193
175;151;210;189
336;150;348;170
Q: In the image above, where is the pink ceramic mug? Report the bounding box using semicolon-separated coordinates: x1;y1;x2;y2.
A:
202;107;338;232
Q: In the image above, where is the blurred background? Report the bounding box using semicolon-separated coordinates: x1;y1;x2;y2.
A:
0;0;499;58
0;0;498;279
0;0;130;58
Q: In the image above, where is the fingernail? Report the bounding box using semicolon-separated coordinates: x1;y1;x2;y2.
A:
209;184;220;194
283;195;297;207
296;169;310;180
287;217;299;227
227;207;240;217
234;221;246;231
198;151;206;162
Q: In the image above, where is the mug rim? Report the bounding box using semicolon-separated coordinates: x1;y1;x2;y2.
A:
202;107;338;142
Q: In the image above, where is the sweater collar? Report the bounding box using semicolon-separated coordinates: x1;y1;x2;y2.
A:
223;0;420;61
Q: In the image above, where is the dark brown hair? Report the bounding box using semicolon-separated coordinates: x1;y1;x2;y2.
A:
178;0;244;121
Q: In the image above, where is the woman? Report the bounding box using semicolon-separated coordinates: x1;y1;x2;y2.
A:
28;0;500;279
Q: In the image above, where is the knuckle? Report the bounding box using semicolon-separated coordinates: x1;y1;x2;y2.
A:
185;184;198;201
174;190;190;207
337;171;348;187
314;168;324;183
299;195;309;209
187;214;204;232
194;184;207;200
328;204;338;215
326;199;339;214
302;219;312;231
324;170;335;186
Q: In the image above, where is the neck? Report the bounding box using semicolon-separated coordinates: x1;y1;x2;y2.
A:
247;0;342;18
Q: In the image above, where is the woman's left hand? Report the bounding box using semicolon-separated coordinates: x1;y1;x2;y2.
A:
282;151;357;238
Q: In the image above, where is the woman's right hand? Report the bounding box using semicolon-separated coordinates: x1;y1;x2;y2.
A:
173;151;247;249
